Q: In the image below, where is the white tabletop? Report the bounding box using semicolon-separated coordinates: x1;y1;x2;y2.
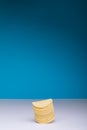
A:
0;99;87;130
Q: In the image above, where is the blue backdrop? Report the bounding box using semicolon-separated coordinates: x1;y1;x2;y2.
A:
0;0;87;99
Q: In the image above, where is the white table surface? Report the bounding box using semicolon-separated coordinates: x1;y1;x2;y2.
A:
0;99;87;130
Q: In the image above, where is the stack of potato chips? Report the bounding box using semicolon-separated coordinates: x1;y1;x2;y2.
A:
32;99;55;123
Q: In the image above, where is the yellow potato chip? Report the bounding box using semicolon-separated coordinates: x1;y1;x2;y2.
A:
32;99;55;123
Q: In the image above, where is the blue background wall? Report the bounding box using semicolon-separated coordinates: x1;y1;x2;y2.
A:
0;0;87;99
